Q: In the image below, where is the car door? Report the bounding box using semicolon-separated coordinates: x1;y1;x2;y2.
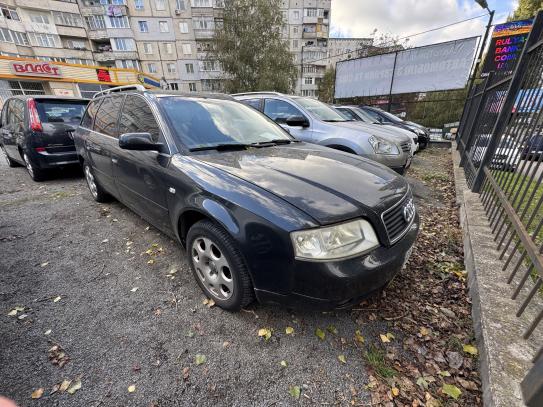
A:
263;98;312;141
1;100;15;159
86;95;124;195
2;99;24;160
113;95;171;233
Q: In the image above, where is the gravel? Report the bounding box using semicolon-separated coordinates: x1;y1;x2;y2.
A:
0;149;441;406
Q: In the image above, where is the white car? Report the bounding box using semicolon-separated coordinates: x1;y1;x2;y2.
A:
470;135;520;171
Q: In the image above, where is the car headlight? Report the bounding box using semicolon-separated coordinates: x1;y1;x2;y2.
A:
368;136;400;155
291;219;379;261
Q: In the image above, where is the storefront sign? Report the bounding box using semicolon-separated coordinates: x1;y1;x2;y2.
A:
10;61;62;78
137;74;161;88
96;69;112;82
481;19;533;77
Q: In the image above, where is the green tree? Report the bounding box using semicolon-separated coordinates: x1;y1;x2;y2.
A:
511;0;542;20
212;0;298;93
317;67;335;103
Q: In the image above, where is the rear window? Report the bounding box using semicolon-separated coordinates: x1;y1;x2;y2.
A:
35;100;88;124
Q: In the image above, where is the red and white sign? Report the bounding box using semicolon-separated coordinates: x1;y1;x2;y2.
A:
10;61;63;78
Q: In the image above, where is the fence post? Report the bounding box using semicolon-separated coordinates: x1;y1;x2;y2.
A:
459;73;492;167
471;10;543;192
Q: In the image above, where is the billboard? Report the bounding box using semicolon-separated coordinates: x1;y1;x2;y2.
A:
335;37;478;99
480;19;533;77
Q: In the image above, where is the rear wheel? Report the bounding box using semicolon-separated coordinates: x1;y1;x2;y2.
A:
1;145;19;168
187;220;254;311
83;163;110;202
23;152;46;182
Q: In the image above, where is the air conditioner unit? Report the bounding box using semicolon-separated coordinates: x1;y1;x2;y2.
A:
175;9;181;15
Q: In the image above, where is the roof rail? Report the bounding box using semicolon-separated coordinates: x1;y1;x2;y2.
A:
93;84;146;98
230;91;284;97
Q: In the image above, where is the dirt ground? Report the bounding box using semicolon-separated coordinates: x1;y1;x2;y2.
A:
0;147;481;406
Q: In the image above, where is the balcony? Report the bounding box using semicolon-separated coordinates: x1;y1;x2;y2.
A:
94;50;138;62
56;25;87;38
302;30;327;39
79;5;104;16
88;29;109;40
303;16;329;25
193;29;215;39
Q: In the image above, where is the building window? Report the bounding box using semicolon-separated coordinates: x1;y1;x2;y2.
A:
67;39;86;49
191;0;211;6
1;5;19;21
0;28;29;46
155;0;165;10
185;63;194;73
304;77;314;85
293;26;298;34
201;79;221;91
166;63;176;73
292;39;298;48
147;63;157;73
133;0;144;9
138;20;149;32
108;16;130;28
53;11;83;27
293;10;300;19
143;42;152;54
176;0;186;10
305;8;317;17
193;16;214;30
179;22;189;33
30;12;50;24
118;59;139;69
169;82;179;90
30;33;59;48
113;37;135;51
85;15;106;30
159;21;169;32
165;43;173;54
182;43;191;55
188;82;196;92
200;60;217;71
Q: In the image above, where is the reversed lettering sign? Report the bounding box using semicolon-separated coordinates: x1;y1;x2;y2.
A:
96;69;112;82
10;61;63;78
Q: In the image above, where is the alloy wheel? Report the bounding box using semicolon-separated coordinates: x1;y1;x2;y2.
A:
191;237;234;300
23;154;34;178
84;165;98;199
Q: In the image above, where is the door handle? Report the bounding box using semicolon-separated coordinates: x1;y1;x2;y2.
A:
111;158;118;164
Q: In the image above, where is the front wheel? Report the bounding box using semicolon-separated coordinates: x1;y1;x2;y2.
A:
187;220;254;311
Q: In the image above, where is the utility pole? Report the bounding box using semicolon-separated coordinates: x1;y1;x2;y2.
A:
300;44;304;96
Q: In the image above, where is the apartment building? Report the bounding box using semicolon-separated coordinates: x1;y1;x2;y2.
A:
0;0;331;95
326;37;373;68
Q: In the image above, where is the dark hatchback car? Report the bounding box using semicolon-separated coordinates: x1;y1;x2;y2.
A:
74;86;419;311
0;96;89;181
521;133;543;160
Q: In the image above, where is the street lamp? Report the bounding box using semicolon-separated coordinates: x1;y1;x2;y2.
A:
473;0;495;77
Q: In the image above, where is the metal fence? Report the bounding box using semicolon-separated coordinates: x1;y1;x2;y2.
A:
457;10;543;405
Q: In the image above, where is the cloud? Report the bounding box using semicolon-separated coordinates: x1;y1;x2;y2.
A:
329;0;513;47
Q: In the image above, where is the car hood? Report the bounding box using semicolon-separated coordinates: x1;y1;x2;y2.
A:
326;121;409;144
191;143;408;225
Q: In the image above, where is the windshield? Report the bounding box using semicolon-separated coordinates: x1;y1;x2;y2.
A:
294;97;347;122
159;97;292;149
351;107;380;124
375;109;404;123
36;100;88;124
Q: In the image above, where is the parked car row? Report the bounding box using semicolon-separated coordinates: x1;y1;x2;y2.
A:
1;87;419;311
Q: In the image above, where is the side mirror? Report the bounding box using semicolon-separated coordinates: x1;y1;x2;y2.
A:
119;133;162;151
285;115;310;128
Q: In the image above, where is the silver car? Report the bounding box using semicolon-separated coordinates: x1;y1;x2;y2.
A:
233;92;412;174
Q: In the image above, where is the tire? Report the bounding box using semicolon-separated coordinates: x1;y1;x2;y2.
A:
187;219;254;311
83;163;110;203
1;145;19;168
22;152;47;182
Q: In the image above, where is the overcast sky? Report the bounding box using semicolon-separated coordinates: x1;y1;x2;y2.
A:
330;0;518;47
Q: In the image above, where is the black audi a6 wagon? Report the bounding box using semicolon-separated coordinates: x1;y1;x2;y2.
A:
74;85;419;311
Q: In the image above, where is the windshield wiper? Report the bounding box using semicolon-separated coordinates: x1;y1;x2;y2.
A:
189;143;250;152
322;119;347;122
251;139;294;147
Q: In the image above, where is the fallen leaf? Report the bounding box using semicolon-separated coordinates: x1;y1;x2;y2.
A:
463;344;478;356
128;384;136;393
391;387;400;397
285;326;294;335
186;330;194;338
101;239;109;243
147;259;155;265
7;309;17;316
280;360;288;367
18;313;28;320
44;329;52;335
257;328;272;341
130;287;139;292
31;388;44;399
40;262;49;267
206;299;215;308
355;329;365;344
338;354;346;364
438;370;451;377
420;327;430;336
182;367;190;381
315;328;326;340
442;384;462;400
416;377;429;389
380;334;391;343
289;385;301;400
222;341;230;348
67;379;81;394
327;324;338;335
195;354;206;365
59;379;71;392
53;296;61;303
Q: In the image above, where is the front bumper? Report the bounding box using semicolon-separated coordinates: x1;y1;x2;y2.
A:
254;213;419;309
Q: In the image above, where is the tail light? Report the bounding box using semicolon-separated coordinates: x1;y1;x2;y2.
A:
27;98;43;132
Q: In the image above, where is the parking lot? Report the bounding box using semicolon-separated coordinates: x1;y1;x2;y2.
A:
0;148;482;406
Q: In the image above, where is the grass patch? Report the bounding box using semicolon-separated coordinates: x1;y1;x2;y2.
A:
422;172;450;183
363;345;397;378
